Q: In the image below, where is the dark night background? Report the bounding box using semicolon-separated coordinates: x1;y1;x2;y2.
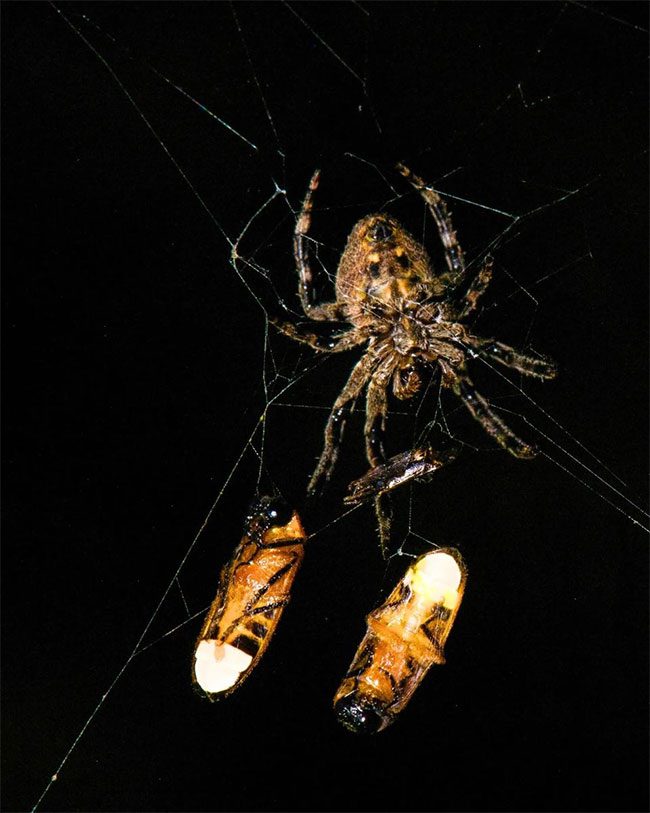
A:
3;3;648;812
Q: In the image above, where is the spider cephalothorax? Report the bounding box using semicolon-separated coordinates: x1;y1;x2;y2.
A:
235;164;557;553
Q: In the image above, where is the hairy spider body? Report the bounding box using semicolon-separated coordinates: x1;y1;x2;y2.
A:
239;165;557;553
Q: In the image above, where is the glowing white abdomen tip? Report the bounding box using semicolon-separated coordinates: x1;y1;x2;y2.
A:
410;551;463;606
194;639;253;694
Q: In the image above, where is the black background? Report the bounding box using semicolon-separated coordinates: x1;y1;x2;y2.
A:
3;3;648;812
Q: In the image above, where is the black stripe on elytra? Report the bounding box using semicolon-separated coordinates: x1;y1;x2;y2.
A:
260;536;307;549
233;560;254;577
221;553;299;640
382;581;412;612
221;597;290;641
230;634;260;658
420;624;444;654
393;653;418;693
246;598;290;618
397;668;415;692
250;621;267;639
347;640;375;687
378;666;398;694
351;641;375;674
387;658;420;712
425;605;452;623
244;553;299;612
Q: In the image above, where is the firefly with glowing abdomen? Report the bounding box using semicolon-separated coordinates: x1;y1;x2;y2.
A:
334;547;467;733
193;496;306;699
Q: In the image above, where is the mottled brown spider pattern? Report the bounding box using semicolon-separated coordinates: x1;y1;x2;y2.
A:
240;164;557;553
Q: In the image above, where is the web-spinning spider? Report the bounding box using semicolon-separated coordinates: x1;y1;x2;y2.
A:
239;165;557;553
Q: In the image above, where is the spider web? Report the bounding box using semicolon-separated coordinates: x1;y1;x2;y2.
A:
4;3;648;812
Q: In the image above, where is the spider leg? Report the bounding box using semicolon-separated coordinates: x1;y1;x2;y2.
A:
294;169;346;321
467;337;558;380
268;317;365;353
456;256;494;320
373;495;392;559
440;361;537;458
364;362;393;467
307;353;379;494
397;163;466;289
364;363;394;558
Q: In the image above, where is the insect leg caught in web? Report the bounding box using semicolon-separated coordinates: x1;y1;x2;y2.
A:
396;162;466;290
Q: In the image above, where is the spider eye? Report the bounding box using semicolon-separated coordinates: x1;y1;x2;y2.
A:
368;262;381;278
369;222;392;242
396;253;410;269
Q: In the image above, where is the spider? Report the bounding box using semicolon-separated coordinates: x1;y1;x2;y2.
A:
236;164;557;553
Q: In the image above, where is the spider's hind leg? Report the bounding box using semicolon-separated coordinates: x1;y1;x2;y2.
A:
467;337;557;380
441;362;537;459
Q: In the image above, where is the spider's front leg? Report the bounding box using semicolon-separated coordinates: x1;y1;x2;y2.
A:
397;163;466;290
294;169;346;322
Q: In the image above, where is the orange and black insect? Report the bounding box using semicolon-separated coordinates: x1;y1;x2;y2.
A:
193;496;307;699
334;547;467;733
